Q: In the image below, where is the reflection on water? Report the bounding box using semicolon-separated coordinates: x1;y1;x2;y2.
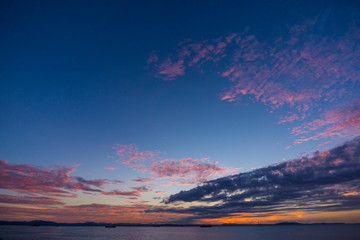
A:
1;225;360;240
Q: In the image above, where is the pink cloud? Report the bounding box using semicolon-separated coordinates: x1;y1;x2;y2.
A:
147;16;360;145
278;113;300;124
0;160;109;197
155;191;166;194
150;157;235;184
131;176;154;183
147;52;159;64
109;180;124;185
157;59;185;80
114;144;160;172
98;186;153;199
113;144;237;185
102;190;141;198
132;186;153;193
291;100;360;146
0;160;132;199
104;166;115;170
148;36;236;80
0;194;65;205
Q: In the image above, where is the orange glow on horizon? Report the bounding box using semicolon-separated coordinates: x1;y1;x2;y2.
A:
342;192;359;196
194;209;360;225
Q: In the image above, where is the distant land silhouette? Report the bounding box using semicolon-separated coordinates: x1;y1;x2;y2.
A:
0;220;353;227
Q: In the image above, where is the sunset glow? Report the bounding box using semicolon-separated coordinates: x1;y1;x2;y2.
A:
1;0;360;225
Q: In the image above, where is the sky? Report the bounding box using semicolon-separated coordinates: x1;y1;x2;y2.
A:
1;0;360;224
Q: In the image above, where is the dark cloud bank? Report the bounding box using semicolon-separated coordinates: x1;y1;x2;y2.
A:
150;137;360;220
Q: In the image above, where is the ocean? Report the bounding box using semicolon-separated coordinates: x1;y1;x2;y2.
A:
1;225;360;240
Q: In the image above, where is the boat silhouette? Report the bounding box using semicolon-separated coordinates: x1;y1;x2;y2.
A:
200;224;212;228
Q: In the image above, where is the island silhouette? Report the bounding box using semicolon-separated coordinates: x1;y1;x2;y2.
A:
0;220;350;227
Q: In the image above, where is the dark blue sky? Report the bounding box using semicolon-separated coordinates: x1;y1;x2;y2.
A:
0;0;359;223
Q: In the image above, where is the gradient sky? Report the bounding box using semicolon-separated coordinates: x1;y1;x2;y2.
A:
1;0;360;224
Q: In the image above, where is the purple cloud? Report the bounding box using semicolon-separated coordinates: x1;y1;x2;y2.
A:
291;100;360;146
0;161;108;197
0;194;65;205
0;160;131;199
149;137;360;220
148;15;360;145
113;144;236;185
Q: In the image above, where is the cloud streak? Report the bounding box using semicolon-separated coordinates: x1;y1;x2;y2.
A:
103;186;153;199
148;14;360;145
148;36;234;80
0;194;65;206
149;137;360;221
219;22;360;111
291;100;360;146
0;160;135;199
131;177;154;183
104;166;115;170
0;160;108;197
113;144;236;185
150;157;235;185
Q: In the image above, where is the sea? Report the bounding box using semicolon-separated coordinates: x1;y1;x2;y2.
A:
1;225;360;240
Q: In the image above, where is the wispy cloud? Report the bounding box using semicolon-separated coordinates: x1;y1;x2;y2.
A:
0;160;134;200
291;100;360;146
148;35;236;80
0;194;65;205
114;144;160;172
113;144;236;185
219;23;360;110
149;137;360;221
104;166;115;170
102;186;152;199
148;14;360;145
0;160;108;197
131;177;154;183
150;157;235;185
156;58;185;81
155;191;166;194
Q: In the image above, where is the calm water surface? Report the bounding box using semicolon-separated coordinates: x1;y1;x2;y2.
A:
1;225;360;240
